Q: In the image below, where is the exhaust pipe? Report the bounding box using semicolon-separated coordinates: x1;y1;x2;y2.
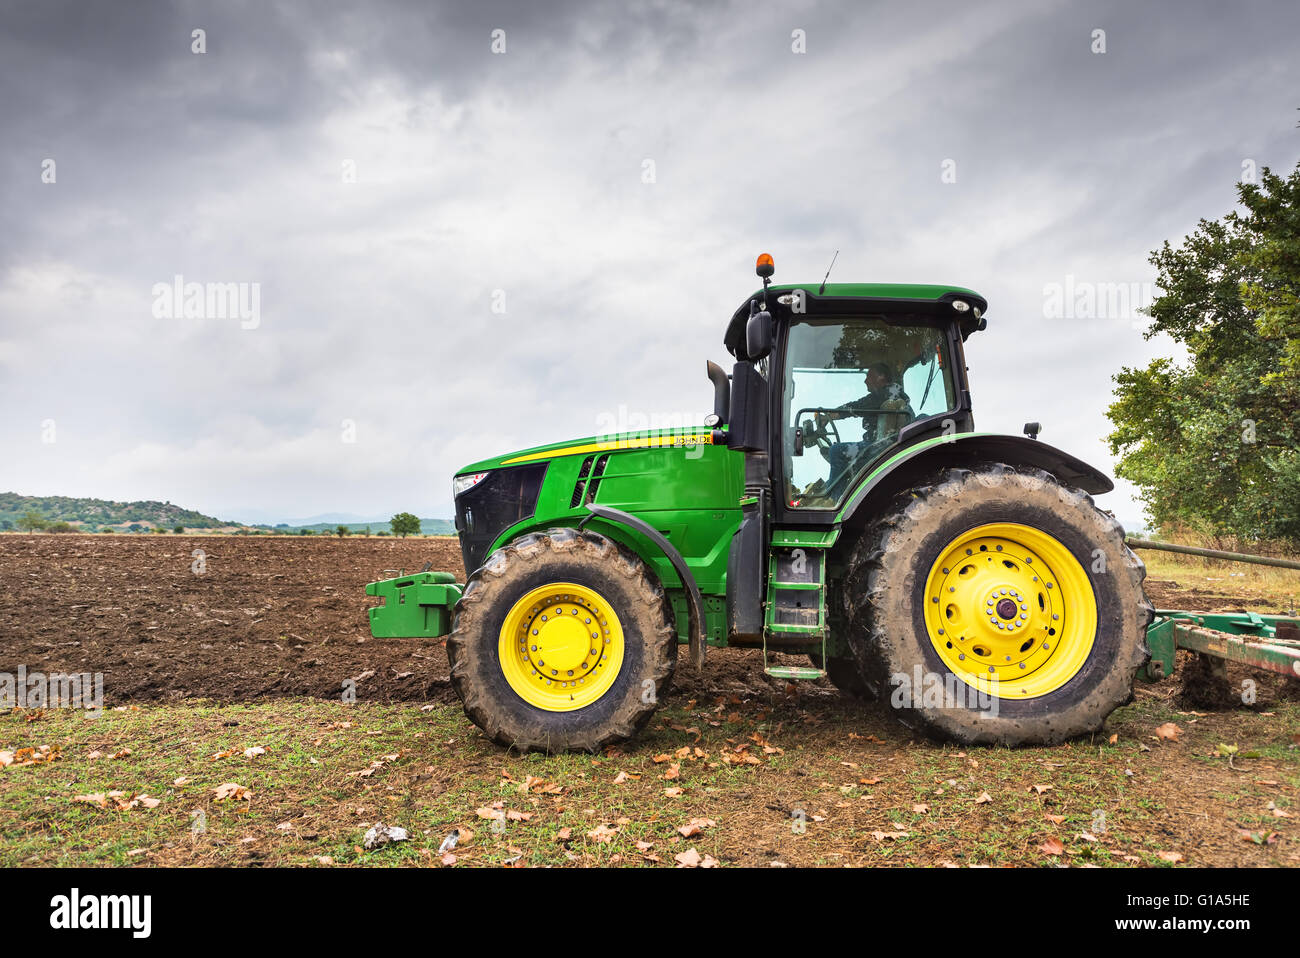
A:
706;360;730;426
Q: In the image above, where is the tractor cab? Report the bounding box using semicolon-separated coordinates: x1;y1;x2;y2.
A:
714;256;987;522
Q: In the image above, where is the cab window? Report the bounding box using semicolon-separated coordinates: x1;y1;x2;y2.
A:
783;318;956;509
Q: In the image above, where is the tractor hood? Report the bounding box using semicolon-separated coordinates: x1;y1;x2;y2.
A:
450;425;742;578
454;425;719;475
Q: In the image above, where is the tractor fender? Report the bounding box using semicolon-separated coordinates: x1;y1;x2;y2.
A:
837;432;1114;530
579;504;707;671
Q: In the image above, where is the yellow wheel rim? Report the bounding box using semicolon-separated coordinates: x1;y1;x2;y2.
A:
922;523;1096;700
498;582;625;711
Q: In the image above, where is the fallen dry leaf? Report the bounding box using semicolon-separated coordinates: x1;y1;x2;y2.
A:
1154;722;1181;742
1029;784;1054;795
1038;837;1065;856
674;848;702;867
213;782;251;802
975;792;993;805
587;823;619;843
1157;851;1184;863
524;775;563;795
677;817;717;838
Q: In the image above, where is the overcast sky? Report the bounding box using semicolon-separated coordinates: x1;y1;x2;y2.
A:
2;0;1297;527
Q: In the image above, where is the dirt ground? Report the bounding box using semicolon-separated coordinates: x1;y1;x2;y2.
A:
1;533;1295;709
1;533;1297;867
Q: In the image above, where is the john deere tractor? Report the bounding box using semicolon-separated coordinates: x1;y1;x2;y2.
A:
366;255;1152;751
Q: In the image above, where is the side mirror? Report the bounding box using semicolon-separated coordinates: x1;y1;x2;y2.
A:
746;301;773;360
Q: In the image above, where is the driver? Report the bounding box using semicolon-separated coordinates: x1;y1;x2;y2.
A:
819;362;914;443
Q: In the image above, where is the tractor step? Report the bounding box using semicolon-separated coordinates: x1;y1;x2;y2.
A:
765;540;827;636
764;665;827;681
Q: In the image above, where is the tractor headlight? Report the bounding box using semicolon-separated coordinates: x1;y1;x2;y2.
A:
452;472;490;498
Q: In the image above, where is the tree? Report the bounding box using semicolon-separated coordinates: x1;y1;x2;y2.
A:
17;510;46;532
390;512;421;538
336;525;349;538
1107;161;1300;545
174;525;185;534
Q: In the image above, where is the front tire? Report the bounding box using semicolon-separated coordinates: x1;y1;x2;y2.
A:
447;527;676;752
844;464;1152;745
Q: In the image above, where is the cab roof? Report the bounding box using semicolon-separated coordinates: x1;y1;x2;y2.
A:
724;282;988;359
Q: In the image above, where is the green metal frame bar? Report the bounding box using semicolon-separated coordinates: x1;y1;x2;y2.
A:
1126;537;1300;571
1142;610;1300;681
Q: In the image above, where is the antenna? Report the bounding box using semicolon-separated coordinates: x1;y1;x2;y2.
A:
818;250;839;295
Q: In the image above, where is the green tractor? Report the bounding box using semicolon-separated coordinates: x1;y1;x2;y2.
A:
366;255;1152;751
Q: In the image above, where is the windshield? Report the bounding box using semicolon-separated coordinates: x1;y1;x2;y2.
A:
783;318;956;509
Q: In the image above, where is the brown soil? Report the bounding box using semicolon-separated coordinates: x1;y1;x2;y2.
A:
1;533;1293;709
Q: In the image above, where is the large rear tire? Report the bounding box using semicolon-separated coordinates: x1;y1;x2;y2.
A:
448;527;676;752
807;649;870;699
843;464;1152;745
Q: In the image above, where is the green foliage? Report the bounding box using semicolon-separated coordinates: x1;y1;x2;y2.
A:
0;492;227;530
336;525;349;538
45;521;74;533
16;509;46;532
174;525;185;534
390;512;421;538
1107;162;1300;544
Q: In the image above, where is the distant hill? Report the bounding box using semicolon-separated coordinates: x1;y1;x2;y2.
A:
0;493;455;536
0;492;228;531
285;518;456;535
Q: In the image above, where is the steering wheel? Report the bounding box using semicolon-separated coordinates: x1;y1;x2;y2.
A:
800;411;841;454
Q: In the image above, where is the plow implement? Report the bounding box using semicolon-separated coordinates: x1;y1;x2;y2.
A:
1125;538;1300;683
